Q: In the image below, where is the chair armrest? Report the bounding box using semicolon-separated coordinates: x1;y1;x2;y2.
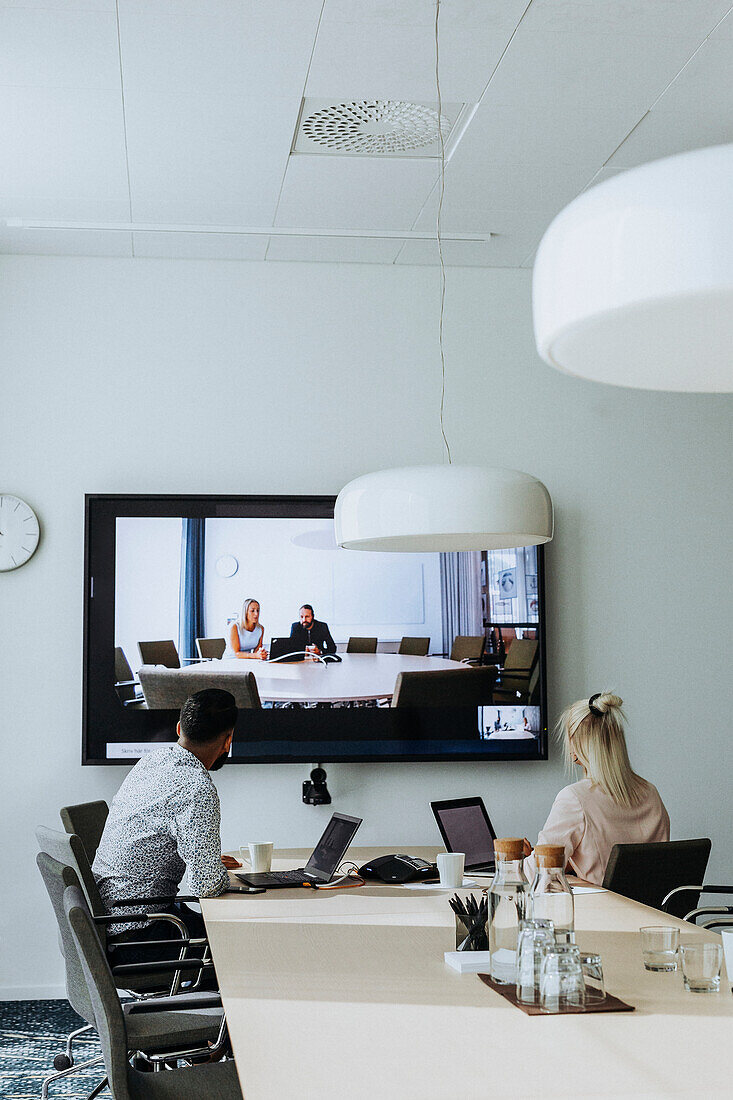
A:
115;678;140;687
126;992;222;1014
112;958;213;978
110;895;198;907
701;884;733;894
108;937;208;953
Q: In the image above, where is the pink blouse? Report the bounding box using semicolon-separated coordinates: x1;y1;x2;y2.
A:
524;777;670;886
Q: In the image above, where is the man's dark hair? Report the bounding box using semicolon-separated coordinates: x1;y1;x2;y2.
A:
180;689;237;744
300;604;315;614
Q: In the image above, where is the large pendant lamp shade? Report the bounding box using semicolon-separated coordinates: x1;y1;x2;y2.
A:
334;465;553;552
532;143;733;392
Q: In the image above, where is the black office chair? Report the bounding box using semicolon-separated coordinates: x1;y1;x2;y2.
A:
662;884;733;928
398;637;430;656
195;637;226;660
60;800;109;864
347;637;378;653
391;666;497;708
115;647;145;707
602;838;712;918
137;639;181;668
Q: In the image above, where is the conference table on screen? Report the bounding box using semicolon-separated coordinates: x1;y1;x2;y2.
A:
177;652;465;703
201;846;733;1100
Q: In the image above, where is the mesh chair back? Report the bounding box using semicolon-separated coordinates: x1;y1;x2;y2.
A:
391;666;497;708
60;800;109;863
398;637;430;656
449;635;486;663
602;838;712;918
37;854;95;1024
347;637;378;653
36;825;106;918
137;640;181;668
196;637;226;660
138;667;261;709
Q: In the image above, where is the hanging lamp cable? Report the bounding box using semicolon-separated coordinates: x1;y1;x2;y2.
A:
435;0;452;464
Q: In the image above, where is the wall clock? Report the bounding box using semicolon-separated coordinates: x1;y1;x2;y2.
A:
215;554;238;578
0;494;41;571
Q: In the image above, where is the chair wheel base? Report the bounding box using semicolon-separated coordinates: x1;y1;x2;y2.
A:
53;1054;73;1071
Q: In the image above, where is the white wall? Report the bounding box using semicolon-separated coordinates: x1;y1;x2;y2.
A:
1;255;731;998
115;517;181;670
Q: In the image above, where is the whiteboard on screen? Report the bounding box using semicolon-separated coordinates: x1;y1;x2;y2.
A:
332;559;425;625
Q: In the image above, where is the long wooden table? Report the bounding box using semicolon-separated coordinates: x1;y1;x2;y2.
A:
201;847;733;1099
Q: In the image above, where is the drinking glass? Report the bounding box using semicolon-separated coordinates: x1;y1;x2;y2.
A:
640;926;679;971
721;930;733;993
679;942;723;993
516;918;555;1004
579;951;606;1003
540;943;585;1012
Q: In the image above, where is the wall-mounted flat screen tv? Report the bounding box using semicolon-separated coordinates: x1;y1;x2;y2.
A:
83;495;548;765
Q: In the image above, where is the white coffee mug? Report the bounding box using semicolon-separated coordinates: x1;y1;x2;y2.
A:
437;851;465;888
239;842;273;874
721;929;733;992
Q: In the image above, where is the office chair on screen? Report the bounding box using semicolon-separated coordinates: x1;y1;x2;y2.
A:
195;637;226;660
37;854;222;1099
493;638;539;703
114;647;145;707
65;886;241;1100
347;637;378;653
60;800;109;864
137;639;181;668
602;838;712;918
398;637;430;656
137;667;261;710
449;635;486;664
391;666;496;708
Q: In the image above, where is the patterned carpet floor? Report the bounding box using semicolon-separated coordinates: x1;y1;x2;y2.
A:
0;1001;107;1099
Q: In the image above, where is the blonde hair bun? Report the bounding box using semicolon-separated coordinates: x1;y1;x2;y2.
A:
591;692;623;714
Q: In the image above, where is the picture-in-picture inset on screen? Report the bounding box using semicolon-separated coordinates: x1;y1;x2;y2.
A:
86;495;547;764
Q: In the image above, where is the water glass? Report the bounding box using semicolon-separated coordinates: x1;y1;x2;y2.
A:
721;929;733;993
540;943;586;1012
579;951;606;1003
679;942;723;993
640;925;679;971
516;918;555;1004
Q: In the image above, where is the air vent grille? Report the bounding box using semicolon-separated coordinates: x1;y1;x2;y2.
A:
293;98;466;158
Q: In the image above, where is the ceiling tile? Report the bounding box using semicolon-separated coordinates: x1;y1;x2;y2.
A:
517;0;732;40
0;86;130;220
265;234;402;263
124;90;297;225
0;0;113;10
484;26;700;114
323;0;530;32
0;8;120;89
0;227;132;256
274;155;439;230
133;231;268;260
306;14;512;102
118;5;319;102
395;222;544;267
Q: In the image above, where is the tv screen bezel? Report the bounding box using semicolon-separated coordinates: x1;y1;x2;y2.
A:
83;493;549;766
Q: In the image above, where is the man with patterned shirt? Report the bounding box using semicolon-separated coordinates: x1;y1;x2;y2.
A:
93;688;240;960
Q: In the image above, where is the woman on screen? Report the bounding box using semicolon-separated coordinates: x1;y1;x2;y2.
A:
523;692;669;885
227;598;268;660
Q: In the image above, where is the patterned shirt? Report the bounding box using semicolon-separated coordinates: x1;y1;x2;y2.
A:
92;743;229;933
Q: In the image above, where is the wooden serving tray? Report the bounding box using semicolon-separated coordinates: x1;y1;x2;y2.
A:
478;974;635;1015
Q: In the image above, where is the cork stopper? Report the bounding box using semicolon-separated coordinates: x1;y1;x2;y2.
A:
494;837;525;861
535;844;565;868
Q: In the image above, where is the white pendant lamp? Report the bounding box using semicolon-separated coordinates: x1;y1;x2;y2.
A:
533;143;733;392
335;465;553;552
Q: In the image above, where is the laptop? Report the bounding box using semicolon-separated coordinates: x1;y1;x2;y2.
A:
430;796;497;873
268;636;305;662
236;812;362;889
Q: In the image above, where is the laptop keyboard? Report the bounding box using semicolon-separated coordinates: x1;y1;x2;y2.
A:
238;869;311;884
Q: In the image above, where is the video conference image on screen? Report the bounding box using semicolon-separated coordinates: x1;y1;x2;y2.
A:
84;497;546;764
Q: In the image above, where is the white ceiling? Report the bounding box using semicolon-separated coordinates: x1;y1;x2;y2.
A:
0;0;731;266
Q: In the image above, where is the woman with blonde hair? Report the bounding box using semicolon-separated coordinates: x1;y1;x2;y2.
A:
227;598;267;660
523;692;669;885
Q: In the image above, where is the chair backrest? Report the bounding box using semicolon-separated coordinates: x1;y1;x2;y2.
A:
196;637;226;660
502;638;538;673
36;825;106;918
37;853;96;1025
137;639;180;669
114;647;141;706
602;838;712;918
60;800;109;864
449;635;486;662
138;666;261;710
347;637;378;653
398;637;430;656
391;666;497;708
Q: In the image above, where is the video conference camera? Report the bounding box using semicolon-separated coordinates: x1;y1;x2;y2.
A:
302;766;332;806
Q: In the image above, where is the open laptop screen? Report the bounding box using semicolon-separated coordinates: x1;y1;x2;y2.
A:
431;798;496;870
305;813;362;879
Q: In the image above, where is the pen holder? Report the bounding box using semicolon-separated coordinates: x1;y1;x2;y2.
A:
453;894;488;951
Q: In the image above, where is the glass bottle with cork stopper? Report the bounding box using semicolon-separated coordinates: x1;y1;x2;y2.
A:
487;837;528;984
529;844;574;943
